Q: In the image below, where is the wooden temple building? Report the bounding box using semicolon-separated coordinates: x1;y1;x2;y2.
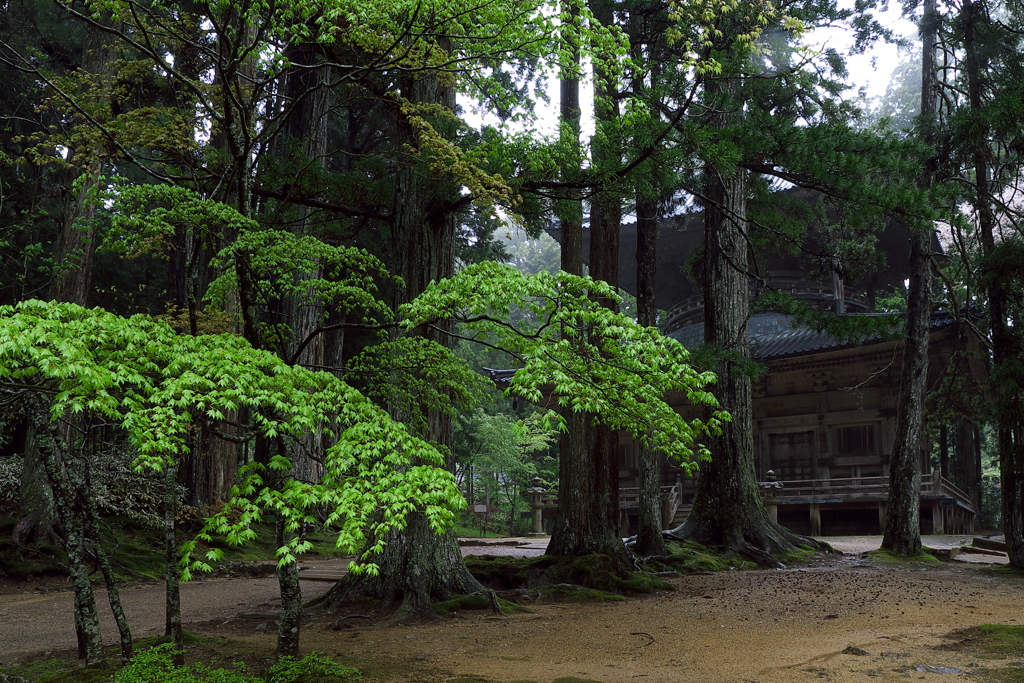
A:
544;192;986;537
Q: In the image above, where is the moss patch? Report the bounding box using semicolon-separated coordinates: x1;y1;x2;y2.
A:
536;554;668;595
941;624;1024;657
0;656;84;683
433;592;522;616
938;624;1024;681
464;553;670;603
864;548;940;566
639;540;759;573
465;554;547;590
775;544;819;565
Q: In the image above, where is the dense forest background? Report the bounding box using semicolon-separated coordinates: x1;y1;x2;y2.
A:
1;0;1023;668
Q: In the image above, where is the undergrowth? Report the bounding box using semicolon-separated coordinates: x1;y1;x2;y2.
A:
0;644;360;683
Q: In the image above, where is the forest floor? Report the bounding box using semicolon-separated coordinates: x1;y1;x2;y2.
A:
2;536;1024;683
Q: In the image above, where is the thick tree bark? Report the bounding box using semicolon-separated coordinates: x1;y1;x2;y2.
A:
548;0;589;557
634;194;668;556
317;64;484;617
546;3;630;566
671;76;813;564
881;0;939;556
880;235;929;555
961;0;1024;567
316;513;483;619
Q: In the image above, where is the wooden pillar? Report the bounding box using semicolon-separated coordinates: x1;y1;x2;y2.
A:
932;499;943;535
878;501;887;531
810;503;822;537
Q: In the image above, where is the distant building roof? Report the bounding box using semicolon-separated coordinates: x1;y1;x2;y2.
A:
486;310;964;385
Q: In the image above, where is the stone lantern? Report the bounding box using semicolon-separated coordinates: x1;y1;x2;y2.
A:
526;477;548;537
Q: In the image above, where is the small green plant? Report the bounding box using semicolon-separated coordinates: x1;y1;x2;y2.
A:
113;645;359;683
264;653;360;682
114;644;259;683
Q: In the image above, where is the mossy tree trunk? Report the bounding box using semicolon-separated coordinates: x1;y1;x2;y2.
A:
83;460;132;664
275;516;303;660
27;395;105;667
163;463;184;665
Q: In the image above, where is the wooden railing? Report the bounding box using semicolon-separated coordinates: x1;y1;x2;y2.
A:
533;482;684;529
618;482;684;527
760;472;974;511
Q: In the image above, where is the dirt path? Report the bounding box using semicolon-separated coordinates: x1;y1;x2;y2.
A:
2;537;1022;683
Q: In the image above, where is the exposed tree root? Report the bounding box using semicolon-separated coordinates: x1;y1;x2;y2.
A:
310;514;484;624
667;515;833;569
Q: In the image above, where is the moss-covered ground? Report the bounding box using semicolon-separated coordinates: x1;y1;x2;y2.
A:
864;547;941;566
938;624;1024;682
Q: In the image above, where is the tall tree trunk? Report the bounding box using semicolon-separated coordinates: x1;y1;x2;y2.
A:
164;463;184;665
275;517;303;660
634;192;668;556
27;396;105;667
882;0;939;556
546;0;629;565
316;66;484;618
961;0;1024;567
84;477;132;664
671;75;811;564
17;19;117;549
547;0;585;556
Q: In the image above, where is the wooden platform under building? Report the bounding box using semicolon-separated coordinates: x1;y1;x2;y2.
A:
608;469;975;537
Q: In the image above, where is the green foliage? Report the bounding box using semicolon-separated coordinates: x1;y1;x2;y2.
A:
264;653;360;683
346;337;488;434
112;645;359;683
114;644;260;683
459;409;556;532
103;183;256;260
0;299;463;576
207;228;393;335
403;262;728;470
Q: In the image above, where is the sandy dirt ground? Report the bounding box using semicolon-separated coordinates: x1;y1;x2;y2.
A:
2;536;1023;683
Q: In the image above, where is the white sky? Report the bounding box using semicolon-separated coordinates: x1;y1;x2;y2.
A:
462;4;920;138
823;2;919;100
